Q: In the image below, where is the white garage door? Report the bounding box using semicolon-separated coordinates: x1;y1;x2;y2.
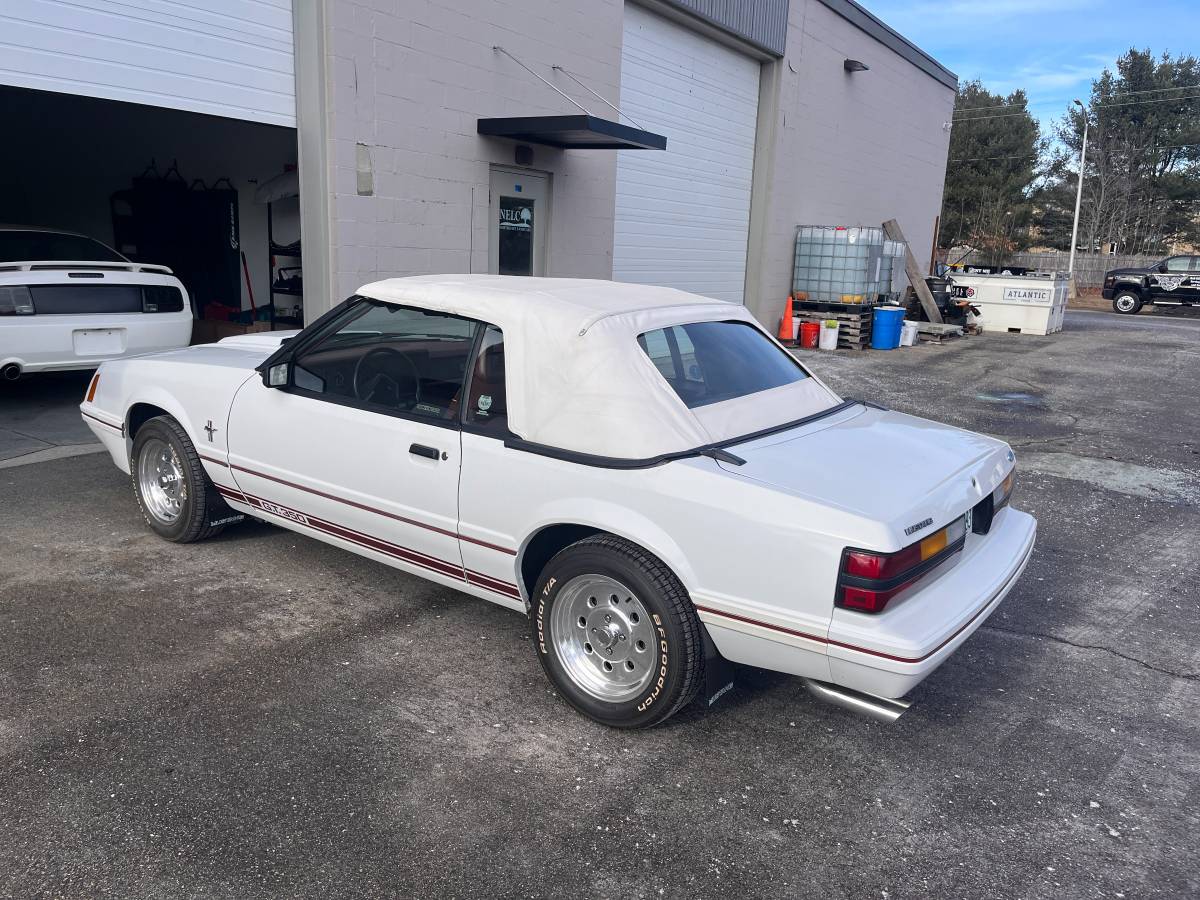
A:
613;4;760;304
0;0;295;127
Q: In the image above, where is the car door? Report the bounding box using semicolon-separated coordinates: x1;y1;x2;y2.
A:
1185;256;1200;304
1152;256;1192;303
226;299;478;587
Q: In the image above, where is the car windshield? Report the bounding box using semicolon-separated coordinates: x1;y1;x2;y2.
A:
637;320;808;409
0;231;127;263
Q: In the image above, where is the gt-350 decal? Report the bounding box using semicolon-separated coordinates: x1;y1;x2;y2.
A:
256;499;309;525
214;485;522;601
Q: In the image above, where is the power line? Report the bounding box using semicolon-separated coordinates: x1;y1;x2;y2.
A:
953;82;1200;113
1091;93;1200;110
953;110;1041;122
1095;83;1200;99
953;92;1200;122
951;153;1039;161
951;142;1200;162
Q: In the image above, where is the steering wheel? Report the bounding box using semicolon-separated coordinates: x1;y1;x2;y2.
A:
352;347;421;408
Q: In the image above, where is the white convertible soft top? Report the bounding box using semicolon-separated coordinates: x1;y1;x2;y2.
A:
357;275;841;460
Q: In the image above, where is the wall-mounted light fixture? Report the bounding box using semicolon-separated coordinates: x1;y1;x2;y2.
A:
843;59;870;73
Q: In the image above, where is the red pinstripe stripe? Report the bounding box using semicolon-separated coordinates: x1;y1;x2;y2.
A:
694;605;829;649
82;410;124;434
466;569;522;599
199;453;228;467
217;486;522;598
229;462;516;555
696;568;1016;666
231;490;463;579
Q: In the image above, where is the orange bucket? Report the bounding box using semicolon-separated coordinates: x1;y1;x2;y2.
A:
799;321;821;348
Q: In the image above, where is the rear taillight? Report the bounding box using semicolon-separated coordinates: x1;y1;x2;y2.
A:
837;516;967;613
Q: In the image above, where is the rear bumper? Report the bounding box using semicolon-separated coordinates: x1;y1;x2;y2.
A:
825;507;1036;698
1101;287;1115;299
0;314;192;373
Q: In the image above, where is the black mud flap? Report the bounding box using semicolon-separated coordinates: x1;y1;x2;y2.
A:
701;628;736;710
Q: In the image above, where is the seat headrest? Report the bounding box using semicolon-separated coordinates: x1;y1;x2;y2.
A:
481;344;504;383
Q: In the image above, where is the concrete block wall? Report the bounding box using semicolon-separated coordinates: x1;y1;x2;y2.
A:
323;0;625;304
744;0;955;326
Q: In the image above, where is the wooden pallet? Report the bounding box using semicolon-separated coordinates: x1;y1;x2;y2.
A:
794;300;877;315
915;321;964;344
793;308;872;350
793;338;869;351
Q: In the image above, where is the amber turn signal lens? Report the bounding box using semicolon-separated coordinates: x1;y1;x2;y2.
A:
919;528;948;560
85;372;100;403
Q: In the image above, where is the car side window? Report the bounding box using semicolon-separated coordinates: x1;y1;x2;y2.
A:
1164;256;1190;272
291;299;478;421
463;325;509;436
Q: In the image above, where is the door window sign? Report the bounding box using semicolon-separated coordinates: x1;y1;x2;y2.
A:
498;197;534;276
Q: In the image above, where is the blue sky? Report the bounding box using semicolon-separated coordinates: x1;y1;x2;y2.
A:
861;0;1200;137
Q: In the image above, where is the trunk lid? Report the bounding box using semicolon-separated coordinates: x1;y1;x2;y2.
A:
717;404;1012;545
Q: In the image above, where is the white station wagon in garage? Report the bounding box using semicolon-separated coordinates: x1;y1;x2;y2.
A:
80;275;1036;728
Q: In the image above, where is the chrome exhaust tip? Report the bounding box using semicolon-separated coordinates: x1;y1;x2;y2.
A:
1;363;21;381
802;678;912;724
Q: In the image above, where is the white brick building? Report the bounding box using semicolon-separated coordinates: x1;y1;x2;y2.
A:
0;0;956;329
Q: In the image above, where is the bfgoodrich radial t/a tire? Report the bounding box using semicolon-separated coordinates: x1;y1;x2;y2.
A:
130;416;238;543
532;534;705;728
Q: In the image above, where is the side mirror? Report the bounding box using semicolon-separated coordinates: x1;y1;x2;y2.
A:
264;362;289;388
1158;262;1169;273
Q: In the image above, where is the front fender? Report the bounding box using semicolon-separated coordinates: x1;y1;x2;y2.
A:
122;387;203;449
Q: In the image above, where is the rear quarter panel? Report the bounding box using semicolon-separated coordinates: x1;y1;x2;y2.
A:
458;433;885;679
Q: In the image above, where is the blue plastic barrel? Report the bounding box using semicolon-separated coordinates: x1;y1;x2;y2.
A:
871;306;905;350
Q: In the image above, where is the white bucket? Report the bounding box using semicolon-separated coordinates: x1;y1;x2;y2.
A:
819;320;840;350
900;320;919;347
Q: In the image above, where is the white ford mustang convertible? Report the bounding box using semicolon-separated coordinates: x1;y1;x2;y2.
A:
80;275;1036;727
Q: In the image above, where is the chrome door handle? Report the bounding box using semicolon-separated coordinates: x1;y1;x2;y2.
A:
409;443;441;460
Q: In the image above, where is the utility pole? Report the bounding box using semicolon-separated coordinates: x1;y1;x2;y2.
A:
1068;98;1089;277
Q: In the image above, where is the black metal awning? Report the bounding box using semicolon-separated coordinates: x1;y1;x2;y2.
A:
477;115;666;150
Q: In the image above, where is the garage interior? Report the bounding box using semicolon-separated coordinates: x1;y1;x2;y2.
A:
0;86;301;336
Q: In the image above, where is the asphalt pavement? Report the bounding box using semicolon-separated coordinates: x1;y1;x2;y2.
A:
1;309;1197;898
0;370;99;466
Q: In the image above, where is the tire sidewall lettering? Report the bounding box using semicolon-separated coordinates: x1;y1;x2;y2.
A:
636;614;669;712
536;576;556;655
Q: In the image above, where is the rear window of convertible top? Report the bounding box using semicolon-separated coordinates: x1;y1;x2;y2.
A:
637;320;807;409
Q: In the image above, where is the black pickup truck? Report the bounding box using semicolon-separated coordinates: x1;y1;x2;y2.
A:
1103;254;1200;314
